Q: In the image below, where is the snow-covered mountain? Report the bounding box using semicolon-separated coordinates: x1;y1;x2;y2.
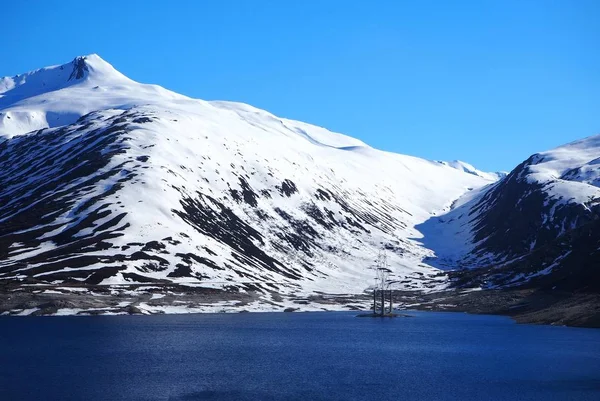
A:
0;55;191;139
0;55;496;298
435;160;506;181
421;135;600;291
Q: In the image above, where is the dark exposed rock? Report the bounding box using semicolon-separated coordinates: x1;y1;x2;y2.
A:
277;179;297;197
454;154;600;292
172;194;300;279
122;272;167;283
168;264;193;278
141;241;167;252
68;56;89;81
314;188;331;201
175;253;222;270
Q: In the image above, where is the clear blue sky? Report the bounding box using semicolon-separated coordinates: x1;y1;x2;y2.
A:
2;0;598;172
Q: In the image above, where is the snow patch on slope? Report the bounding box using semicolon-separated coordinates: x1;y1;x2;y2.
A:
526;135;600;207
436;160;506;182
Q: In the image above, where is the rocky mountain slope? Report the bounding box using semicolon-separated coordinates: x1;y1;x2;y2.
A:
0;55;497;313
421;135;600;291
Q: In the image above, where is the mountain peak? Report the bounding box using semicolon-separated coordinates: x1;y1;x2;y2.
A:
0;54;130;101
0;54;138;138
67;54;129;83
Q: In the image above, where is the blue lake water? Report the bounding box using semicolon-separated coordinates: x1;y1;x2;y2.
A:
1;311;599;401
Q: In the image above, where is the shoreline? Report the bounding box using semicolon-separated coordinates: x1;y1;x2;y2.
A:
409;288;600;329
1;282;599;328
